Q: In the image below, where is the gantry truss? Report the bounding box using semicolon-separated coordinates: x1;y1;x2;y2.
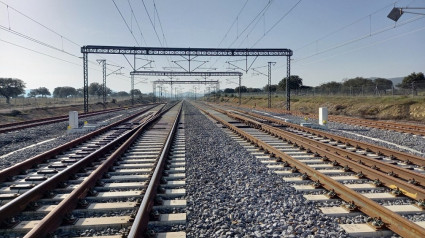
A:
153;80;219;102
81;46;292;112
130;71;242;77
81;46;292;57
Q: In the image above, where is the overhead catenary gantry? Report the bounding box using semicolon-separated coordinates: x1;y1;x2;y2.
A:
152;79;220;102
130;71;242;104
81;46;293;112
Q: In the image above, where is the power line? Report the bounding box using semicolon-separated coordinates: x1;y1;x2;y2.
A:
151;0;173;67
140;0;163;46
153;0;168;47
294;15;425;63
218;1;274;71
297;24;425;67
250;0;303;47
209;0;249;69
235;1;274;48
228;0;273;48
127;0;148;46
295;2;396;52
0;0;126;70
0;0;81;48
0;25;80;58
111;0;140;46
0;37;95;70
217;0;249;48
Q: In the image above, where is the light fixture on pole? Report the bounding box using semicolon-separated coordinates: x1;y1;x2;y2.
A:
387;7;425;22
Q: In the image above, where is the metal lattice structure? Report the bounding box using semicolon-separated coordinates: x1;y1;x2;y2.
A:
131;71;243;104
153;80;220;103
130;71;242;77
81;46;292;112
98;60;106;107
82;46;292;57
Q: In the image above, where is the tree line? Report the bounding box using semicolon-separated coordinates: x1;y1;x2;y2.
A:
1;72;424;103
221;72;425;95
0;78;144;104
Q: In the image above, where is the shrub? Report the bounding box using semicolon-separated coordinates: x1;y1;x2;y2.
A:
9;110;22;116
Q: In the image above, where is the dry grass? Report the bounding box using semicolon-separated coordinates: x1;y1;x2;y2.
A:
215;95;425;123
0;96;149;124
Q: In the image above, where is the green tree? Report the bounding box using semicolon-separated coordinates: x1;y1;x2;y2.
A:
317;81;342;94
115;91;130;97
278;75;303;91
130;89;142;98
342;77;374;94
0;78;26;103
36;87;51;97
28;89;38;98
224;88;235;93
53;86;77;98
247;88;262;93
263;84;278;92
373;78;393;94
89;82;111;98
88;82;103;97
397;72;425;89
29;87;51;97
234;86;248;93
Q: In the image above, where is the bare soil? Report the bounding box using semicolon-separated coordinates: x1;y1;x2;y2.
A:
0;99;145;125
217;95;425;123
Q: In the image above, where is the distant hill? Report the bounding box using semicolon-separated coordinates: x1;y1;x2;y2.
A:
370;76;404;88
388;77;404;87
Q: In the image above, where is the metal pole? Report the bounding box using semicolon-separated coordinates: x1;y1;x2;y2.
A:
267;62;275;108
239;75;241;105
102;60;106;107
83;53;89;113
131;74;134;105
286;56;291;111
152;83;156;103
268;62;272;108
132;54;136;105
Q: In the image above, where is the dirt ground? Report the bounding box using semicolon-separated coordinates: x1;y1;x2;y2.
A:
0;99;147;125
216;95;425;123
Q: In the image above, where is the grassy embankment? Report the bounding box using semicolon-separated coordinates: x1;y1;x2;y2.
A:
216;95;425;122
0;97;149;124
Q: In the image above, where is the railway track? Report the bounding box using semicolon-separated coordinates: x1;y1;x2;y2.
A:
237;105;425;136
0;105;155;134
227;107;425;181
0;102;185;237
198;102;425;237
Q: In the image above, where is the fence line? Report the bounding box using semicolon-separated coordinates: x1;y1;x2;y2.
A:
0;96;136;111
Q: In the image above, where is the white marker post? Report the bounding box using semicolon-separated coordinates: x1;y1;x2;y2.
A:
319;107;328;128
69;111;79;129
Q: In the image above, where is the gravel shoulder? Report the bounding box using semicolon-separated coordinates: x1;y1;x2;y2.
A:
0;108;145;170
184;102;347;237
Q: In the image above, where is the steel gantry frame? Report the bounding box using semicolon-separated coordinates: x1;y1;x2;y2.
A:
96;59;107;107
131;71;240;103
153;80;220;102
81;46;292;112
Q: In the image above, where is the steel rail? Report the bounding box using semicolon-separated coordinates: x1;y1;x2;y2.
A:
0;111;155;225
254;106;425;136
227;108;425;184
0;104;158;182
198;105;425;237
0;107;121;129
330;114;425;135
23;107;168;237
128;103;182;237
0;104;157;134
221;109;425;200
236;109;425;167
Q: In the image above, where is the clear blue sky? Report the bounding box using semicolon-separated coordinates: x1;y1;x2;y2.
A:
1;0;424;94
